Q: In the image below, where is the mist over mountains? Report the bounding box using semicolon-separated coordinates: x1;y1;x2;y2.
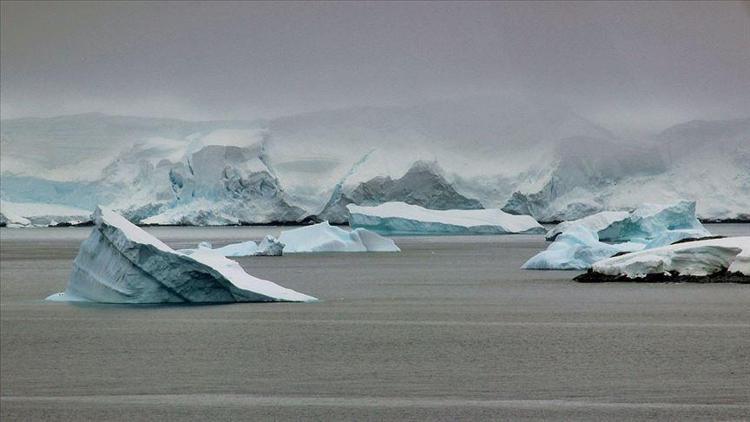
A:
1;97;748;224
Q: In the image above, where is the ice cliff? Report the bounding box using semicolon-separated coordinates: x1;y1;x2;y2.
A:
2;103;748;225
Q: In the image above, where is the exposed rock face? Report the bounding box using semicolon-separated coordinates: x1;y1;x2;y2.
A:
574;269;749;284
3;112;749;225
318;161;483;223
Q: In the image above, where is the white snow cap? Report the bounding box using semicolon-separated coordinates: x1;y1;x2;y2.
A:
591;236;750;278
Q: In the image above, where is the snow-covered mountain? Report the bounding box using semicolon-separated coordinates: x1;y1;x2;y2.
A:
317;160;483;224
503;118;750;221
1;98;748;225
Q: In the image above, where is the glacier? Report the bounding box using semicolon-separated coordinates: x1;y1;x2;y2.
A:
277;222;400;253
2;106;749;225
578;237;750;282
503;119;750;223
524;201;712;270
46;207;316;303
348;202;545;235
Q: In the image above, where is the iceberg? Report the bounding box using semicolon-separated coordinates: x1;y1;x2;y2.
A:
278;222;400;253
524;201;712;270
596;201;710;243
545;211;629;241
577;237;750;282
46;207;316;303
193;235;284;257
523;226;645;270
347;202;544;235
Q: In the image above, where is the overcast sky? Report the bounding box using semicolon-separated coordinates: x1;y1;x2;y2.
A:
2;1;748;135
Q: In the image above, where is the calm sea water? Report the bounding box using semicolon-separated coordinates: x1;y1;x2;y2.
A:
1;224;749;421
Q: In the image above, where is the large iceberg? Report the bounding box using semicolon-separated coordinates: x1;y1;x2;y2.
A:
278;222;400;253
577;237;750;282
46;207;316;303
348;202;545;235
524;201;712;270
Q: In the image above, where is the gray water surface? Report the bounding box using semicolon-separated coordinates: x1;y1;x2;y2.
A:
1;225;749;421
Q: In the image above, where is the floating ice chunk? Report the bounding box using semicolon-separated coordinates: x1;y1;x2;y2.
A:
46;206;316;303
207;240;259;256
587;237;750;279
195;235;285;257
526;201;712;270
257;235;285;256
596;201;710;243
523;226;645;270
278;222;400;253
545;211;629;241
347;202;544;235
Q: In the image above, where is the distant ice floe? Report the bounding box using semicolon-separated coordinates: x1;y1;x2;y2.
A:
580;237;749;282
347;202;545;235
46;206;316;303
524;201;712;270
194;222;400;256
279;222;400;253
0;200;92;227
189;235;285;257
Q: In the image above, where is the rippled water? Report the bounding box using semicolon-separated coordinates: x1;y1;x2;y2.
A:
1;224;749;421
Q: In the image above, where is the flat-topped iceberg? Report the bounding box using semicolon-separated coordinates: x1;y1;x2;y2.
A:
577;237;750;282
46;207;316;303
278;222;400;253
347;202;544;235
0;201;92;227
194;235;285;257
525;201;712;270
